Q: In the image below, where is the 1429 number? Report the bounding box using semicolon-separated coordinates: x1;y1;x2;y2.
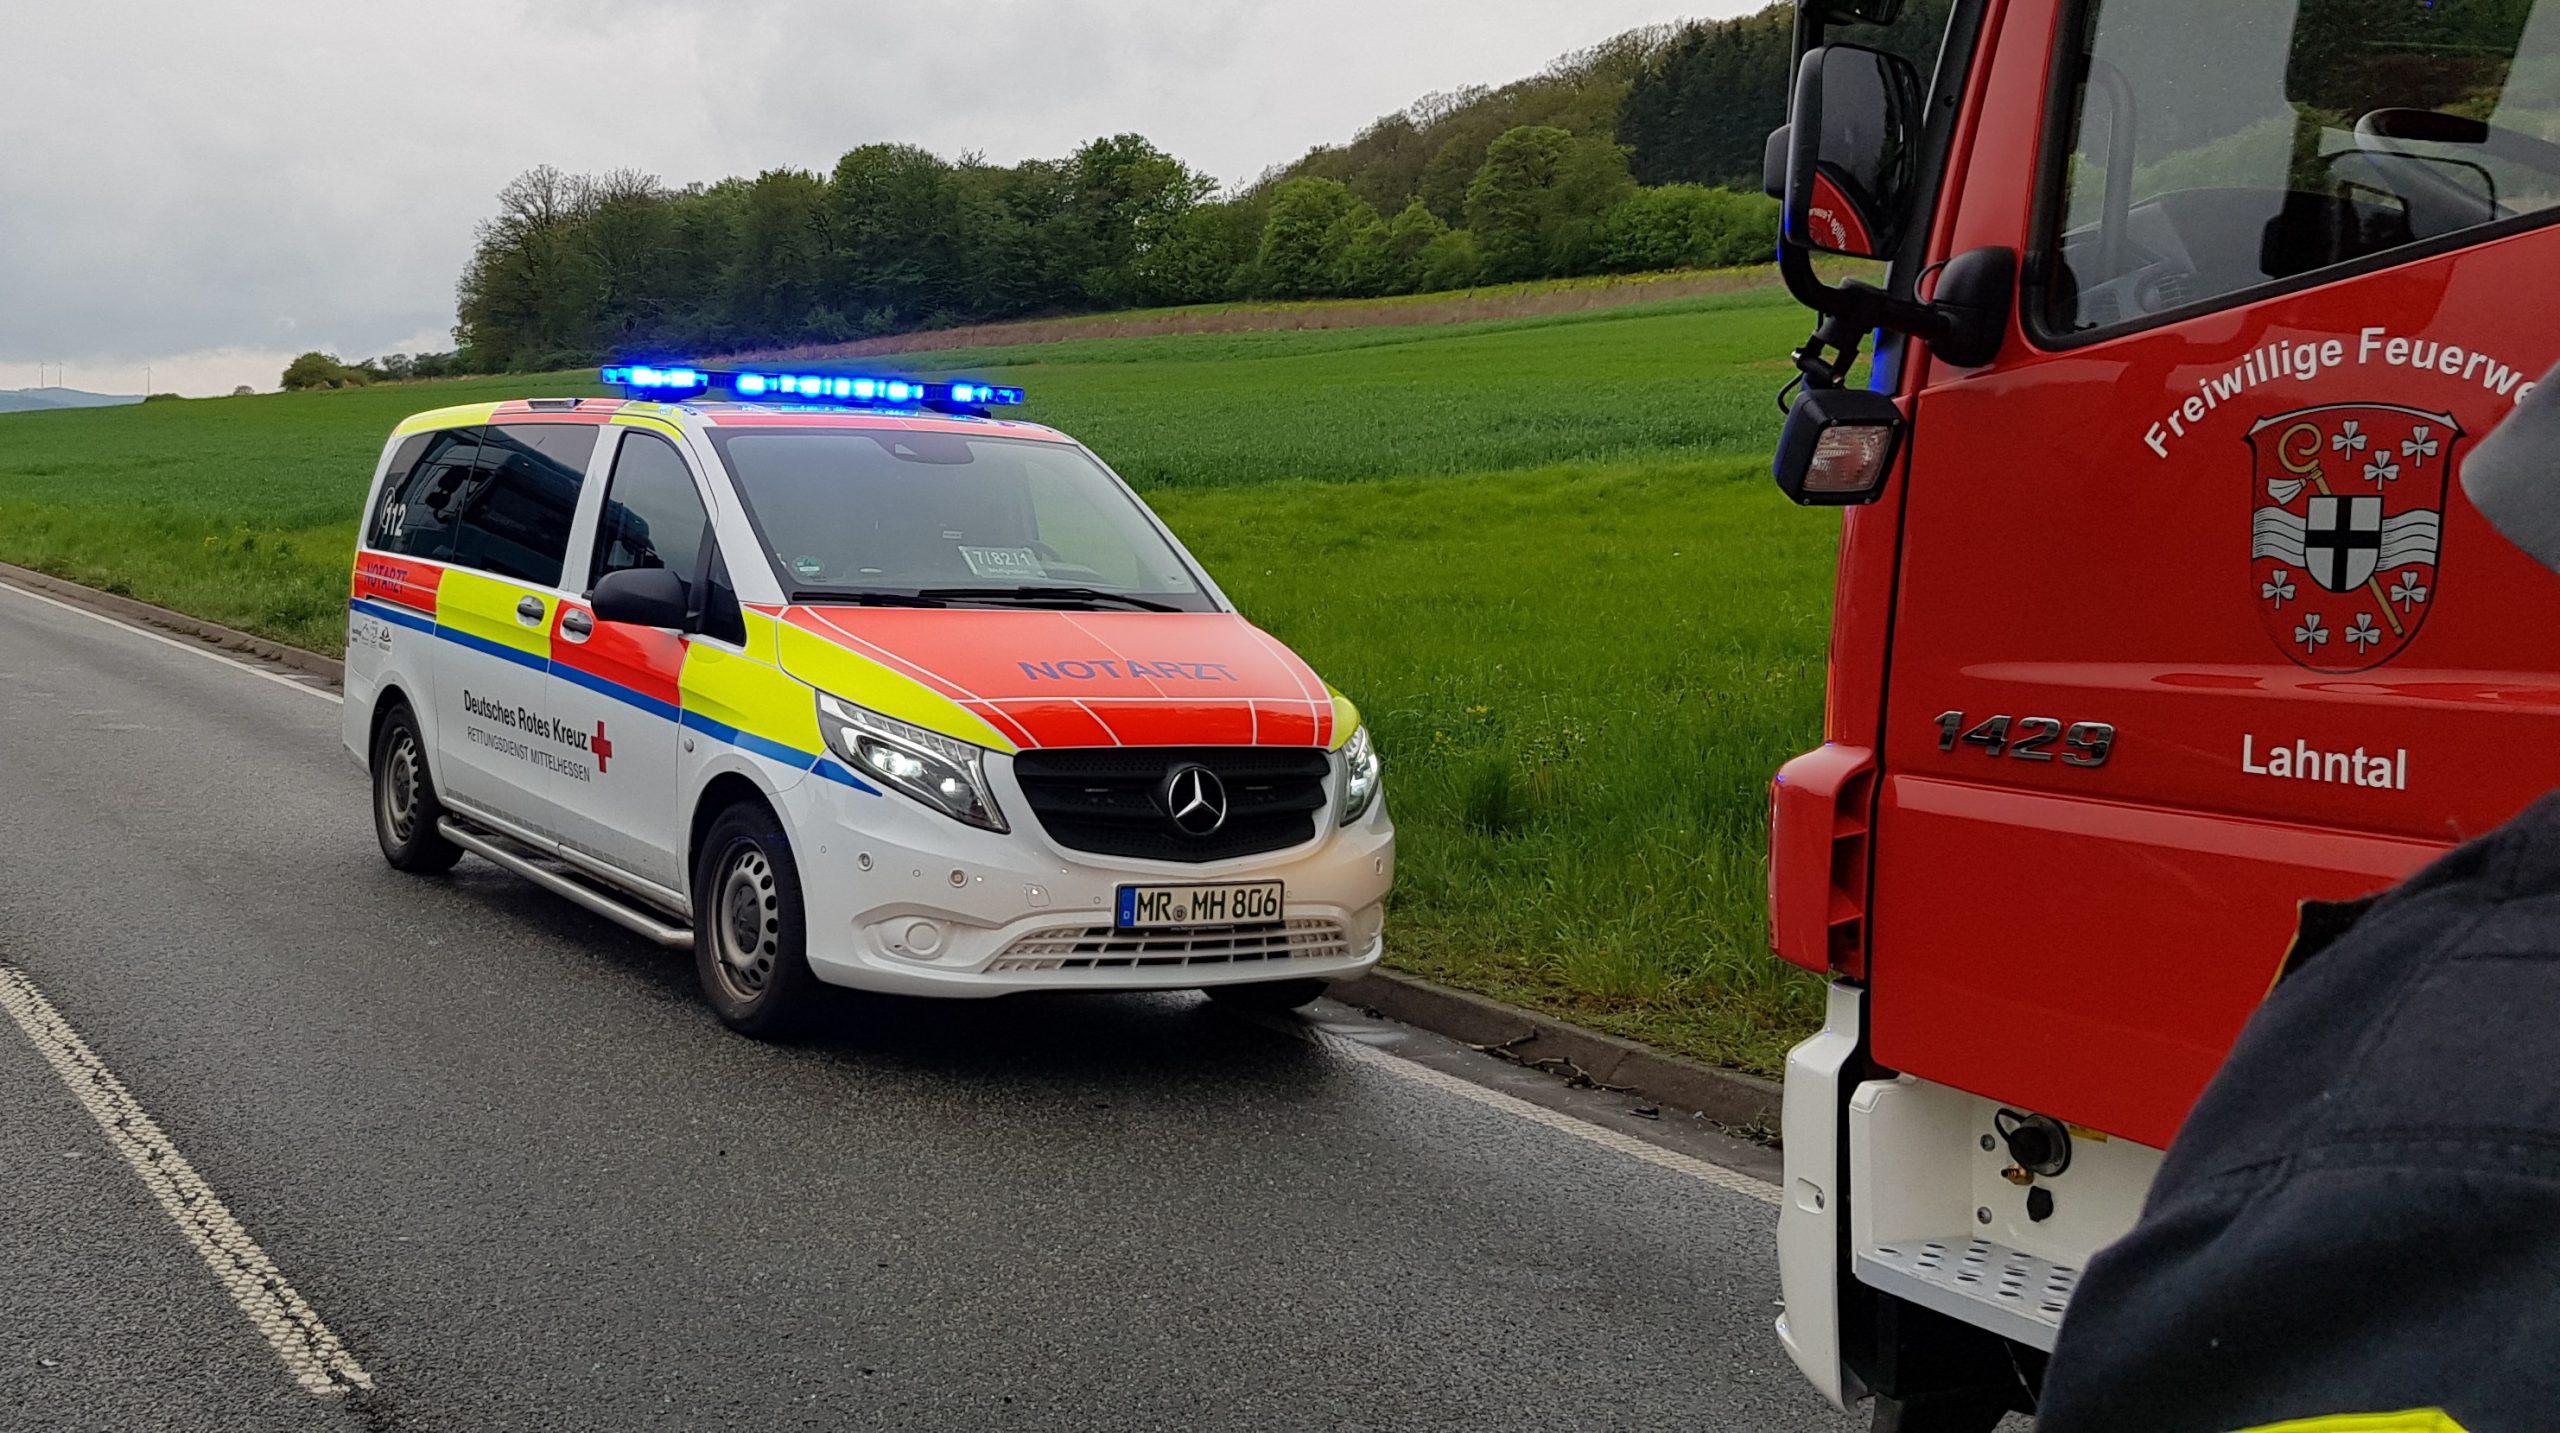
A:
1933;712;2116;768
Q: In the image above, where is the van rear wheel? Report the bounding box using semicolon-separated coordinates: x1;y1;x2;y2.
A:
692;802;821;1038
1202;978;1330;1014
371;702;462;874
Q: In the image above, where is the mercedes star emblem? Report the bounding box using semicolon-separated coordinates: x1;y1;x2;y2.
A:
1162;764;1229;836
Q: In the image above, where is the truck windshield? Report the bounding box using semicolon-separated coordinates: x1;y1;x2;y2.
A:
706;428;1216;612
2042;0;2560;336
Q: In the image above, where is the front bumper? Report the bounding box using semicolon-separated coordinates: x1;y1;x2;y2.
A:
780;752;1394;998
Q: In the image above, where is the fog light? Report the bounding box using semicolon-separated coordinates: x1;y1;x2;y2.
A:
1773;386;1903;506
902;920;945;958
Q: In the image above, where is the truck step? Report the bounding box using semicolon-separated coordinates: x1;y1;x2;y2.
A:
436;819;695;951
1853;1237;2080;1352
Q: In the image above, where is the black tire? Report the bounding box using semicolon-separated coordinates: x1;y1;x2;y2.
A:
692;801;822;1037
1202;977;1331;1014
371;701;463;874
1871;1392;2014;1433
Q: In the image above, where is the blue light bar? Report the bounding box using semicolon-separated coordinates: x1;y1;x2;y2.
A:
600;365;1023;408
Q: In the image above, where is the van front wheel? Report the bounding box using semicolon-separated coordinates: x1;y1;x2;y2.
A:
692;802;821;1037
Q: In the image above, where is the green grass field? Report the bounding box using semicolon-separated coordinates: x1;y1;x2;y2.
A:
0;283;1836;1072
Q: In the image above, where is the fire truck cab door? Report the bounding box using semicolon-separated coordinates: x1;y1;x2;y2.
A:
1871;0;2560;1147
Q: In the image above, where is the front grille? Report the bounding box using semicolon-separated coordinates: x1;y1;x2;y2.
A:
986;918;1351;973
1011;746;1331;863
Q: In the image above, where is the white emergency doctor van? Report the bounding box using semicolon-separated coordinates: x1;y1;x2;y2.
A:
344;366;1392;1034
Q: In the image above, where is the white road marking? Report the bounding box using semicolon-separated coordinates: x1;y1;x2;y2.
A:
0;963;374;1395
1287;1017;1783;1208
0;578;341;705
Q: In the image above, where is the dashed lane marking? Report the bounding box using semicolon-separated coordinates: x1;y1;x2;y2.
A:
0;962;374;1395
0;578;342;704
1266;1013;1783;1208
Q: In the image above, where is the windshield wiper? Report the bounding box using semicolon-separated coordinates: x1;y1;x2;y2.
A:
913;586;1187;613
790;588;949;608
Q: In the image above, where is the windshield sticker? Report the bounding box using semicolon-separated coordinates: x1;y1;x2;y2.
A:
791;555;825;579
1020;660;1236;682
961;546;1046;580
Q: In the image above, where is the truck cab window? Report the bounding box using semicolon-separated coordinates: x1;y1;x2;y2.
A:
2040;0;2560;338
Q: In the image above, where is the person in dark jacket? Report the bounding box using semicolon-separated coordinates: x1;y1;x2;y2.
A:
2038;367;2560;1433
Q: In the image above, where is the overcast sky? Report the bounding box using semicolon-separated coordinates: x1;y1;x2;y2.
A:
4;1;1754;397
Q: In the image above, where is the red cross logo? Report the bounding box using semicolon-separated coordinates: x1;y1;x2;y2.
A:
591;721;614;775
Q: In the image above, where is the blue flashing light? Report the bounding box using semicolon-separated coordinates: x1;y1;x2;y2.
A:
599;365;1025;409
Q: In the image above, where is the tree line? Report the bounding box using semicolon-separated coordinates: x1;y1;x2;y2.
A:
316;3;1983;383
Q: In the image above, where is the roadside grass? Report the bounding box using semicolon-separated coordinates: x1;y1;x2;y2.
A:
0;289;1836;1073
1160;461;1833;1071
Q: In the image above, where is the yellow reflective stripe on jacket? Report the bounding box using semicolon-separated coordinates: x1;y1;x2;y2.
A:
1328;689;1362;751
773;619;1016;753
2237;1412;2470;1433
435;570;553;661
392;401;504;437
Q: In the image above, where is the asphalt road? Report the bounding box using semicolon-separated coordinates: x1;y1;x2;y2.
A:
0;583;1856;1433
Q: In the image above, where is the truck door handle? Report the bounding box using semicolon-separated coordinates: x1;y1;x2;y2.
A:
560;608;594;642
517;595;547;626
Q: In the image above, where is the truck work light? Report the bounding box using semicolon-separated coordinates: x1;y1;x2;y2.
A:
600;366;1024;408
1773;386;1903;506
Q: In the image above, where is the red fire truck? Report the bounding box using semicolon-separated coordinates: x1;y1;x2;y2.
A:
1760;0;2560;1425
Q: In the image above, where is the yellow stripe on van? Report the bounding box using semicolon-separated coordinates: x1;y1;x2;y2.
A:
680;642;824;759
393;402;504;437
773;619;1017;753
1328;688;1362;750
607;410;687;441
435;569;553;661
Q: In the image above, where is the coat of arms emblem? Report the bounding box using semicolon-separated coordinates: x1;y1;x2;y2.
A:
2248;403;2458;673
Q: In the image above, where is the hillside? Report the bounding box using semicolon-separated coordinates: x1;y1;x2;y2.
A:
0;387;143;414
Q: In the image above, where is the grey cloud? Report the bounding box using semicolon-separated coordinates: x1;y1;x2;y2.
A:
4;0;1740;394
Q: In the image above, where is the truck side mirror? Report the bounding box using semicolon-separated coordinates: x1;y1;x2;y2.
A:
1784;44;1923;261
591;567;692;629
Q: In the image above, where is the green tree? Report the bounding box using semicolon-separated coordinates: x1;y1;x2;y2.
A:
1464;126;1634;282
725;168;830;343
1416;228;1486;291
279;352;366;390
1127;199;1259;307
1600;184;1780;272
827;144;959;330
1331;206;1399;296
1256;177;1364;297
1385;200;1450;291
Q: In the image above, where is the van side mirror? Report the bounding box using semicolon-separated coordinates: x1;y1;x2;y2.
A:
591;567;691;629
1784;44;1923;260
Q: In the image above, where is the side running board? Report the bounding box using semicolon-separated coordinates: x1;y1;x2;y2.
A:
436;819;694;950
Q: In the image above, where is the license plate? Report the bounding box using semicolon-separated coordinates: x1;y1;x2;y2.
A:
1116;880;1285;930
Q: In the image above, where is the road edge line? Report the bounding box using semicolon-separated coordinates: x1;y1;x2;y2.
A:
0;961;374;1395
0;567;341;703
0;560;345;686
1330;967;1784;1138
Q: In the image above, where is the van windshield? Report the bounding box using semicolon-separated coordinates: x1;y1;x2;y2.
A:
706;428;1216;612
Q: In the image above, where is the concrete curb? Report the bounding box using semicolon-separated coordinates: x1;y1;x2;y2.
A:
1329;968;1783;1134
0;561;345;686
0;561;1787;1132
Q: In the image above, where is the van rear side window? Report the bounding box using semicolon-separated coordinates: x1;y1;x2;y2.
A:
446;424;594;588
2038;0;2560;339
371;429;479;561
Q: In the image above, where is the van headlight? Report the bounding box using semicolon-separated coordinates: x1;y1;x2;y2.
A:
1338;725;1381;824
816;693;1007;832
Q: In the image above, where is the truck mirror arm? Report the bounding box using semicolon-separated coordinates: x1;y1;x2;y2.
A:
1785;245;2016;391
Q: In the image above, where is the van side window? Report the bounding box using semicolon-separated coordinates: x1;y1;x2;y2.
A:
2038;1;2560;339
592;432;711;595
448;424;592;587
372;429;480;561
